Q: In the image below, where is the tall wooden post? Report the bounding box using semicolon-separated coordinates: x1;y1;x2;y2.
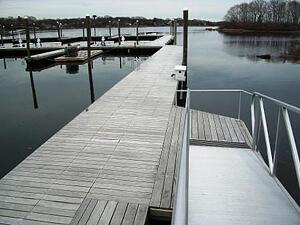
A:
29;70;38;109
88;61;95;103
86;15;91;61
109;21;111;37
1;25;4;46
25;17;31;59
174;19;177;45
82;22;85;38
57;21;61;40
93;15;97;37
183;9;188;66
136;20;139;45
33;23;37;47
11;24;14;40
118;19;121;45
60;23;63;38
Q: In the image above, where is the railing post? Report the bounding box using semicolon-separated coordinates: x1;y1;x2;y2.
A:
259;97;274;173
183;9;188;66
251;95;257;151
282;108;300;189
272;107;281;176
185;88;190;224
238;91;242;120
171;89;189;225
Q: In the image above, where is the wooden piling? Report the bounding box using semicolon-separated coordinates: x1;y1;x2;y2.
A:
183;9;188;66
109;21;112;37
11;24;14;40
1;25;3;46
86;15;91;61
25;17;31;59
57;21;61;40
93;15;97;37
118;19;121;45
174;19;177;45
136;20;139;45
3;58;6;69
82;22;85;37
87;61;95;103
33;23;37;47
29;70;38;109
60;23;63;38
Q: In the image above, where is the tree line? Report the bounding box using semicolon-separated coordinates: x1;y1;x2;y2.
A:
0;16;216;31
225;0;300;24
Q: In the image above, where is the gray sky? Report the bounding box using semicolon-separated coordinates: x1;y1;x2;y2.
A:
0;0;247;21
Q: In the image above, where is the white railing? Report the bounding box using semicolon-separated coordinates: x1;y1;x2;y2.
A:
172;89;300;225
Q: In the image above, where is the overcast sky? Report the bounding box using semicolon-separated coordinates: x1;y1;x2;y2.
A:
0;0;248;21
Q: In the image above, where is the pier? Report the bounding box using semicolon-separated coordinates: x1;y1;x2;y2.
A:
0;45;183;225
1;10;300;225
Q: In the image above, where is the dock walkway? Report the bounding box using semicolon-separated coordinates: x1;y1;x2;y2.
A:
187;109;300;225
0;45;182;225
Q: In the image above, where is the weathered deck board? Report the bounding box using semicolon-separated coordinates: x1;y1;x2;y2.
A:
0;45;182;225
150;106;184;210
55;50;103;62
190;110;251;147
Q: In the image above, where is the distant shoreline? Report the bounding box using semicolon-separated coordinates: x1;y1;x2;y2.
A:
218;28;300;36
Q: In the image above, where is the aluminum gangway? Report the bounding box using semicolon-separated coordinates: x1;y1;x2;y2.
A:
172;89;300;225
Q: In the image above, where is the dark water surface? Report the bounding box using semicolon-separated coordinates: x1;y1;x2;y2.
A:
0;27;299;203
0;55;146;178
187;28;300;204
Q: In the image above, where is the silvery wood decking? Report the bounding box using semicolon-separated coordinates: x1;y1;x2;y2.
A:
149;107;253;211
190;109;252;148
0;45;182;225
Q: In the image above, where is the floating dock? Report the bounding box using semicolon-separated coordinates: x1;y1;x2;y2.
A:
0;45;183;225
55;50;103;62
0;35;173;58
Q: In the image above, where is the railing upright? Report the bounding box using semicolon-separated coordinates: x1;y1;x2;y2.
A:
238;91;242;120
282;108;300;189
272;106;282;176
172;89;190;225
259;97;274;173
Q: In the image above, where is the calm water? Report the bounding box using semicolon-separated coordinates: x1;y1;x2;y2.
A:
1;27;299;202
0;55;146;178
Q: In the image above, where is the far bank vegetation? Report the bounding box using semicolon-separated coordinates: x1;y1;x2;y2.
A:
221;0;300;33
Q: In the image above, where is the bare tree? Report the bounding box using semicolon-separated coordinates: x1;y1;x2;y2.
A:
224;0;300;24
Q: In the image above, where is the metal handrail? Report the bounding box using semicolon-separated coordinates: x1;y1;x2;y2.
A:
172;88;300;225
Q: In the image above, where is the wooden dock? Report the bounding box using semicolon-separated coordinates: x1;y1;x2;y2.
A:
55;50;103;62
0;45;182;225
0;35;173;58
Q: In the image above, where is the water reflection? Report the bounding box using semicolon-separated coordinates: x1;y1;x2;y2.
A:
66;64;79;74
28;70;38;109
221;34;299;63
87;60;95;103
3;58;6;69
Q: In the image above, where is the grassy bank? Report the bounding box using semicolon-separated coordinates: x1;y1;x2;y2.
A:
218;23;300;36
